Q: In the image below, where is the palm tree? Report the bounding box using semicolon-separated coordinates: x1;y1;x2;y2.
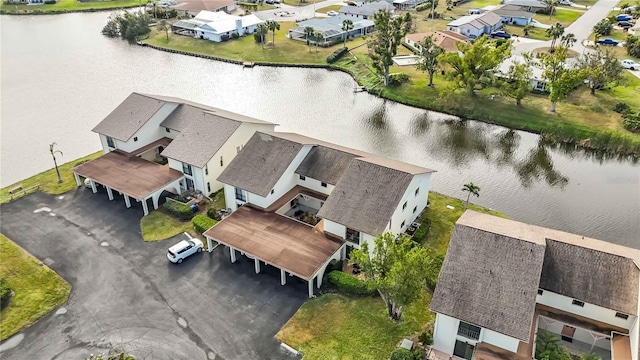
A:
157;19;170;41
542;0;558;19
560;32;576;48
546;22;565;52
267;20;280;45
256;22;268;48
523;24;534;37
341;19;353;48
462;182;480;209
304;26;315;52
49;142;63;183
314;31;324;53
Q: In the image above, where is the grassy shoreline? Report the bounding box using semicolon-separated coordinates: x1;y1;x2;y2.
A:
0;0;142;14
143;28;640;157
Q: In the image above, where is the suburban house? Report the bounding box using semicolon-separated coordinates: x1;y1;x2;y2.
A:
491;3;535;26
288;15;375;46
72;93;275;215
170;0;237;17
203;132;435;298
338;1;394;19
392;0;428;10
405;31;469;53
497;55;548;92
446;12;502;38
430;210;640;360
172;10;263;42
504;0;547;13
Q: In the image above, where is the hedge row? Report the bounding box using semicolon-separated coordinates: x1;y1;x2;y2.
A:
163;200;193;221
192;214;217;234
327;270;376;296
327;47;348;64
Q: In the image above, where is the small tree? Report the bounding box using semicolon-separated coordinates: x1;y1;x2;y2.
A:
446;0;453;10
500;58;533;105
256;22;269;48
593;19;613;36
157;19;169;41
523;24;534;37
578;46;623;95
350;233;431;322
546;22;565;52
314;31;324;52
416;35;445;87
538;46;585;112
542;0;558;18
342;19;354;48
462;182;480;209
370;11;412;86
49;142;63;184
560;32;576;48
626;35;640;58
304;26;314;52
267;19;280;45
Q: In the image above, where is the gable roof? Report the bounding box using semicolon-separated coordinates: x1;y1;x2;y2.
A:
339;1;394;17
294;15;374;38
316;159;416;235
448;12;502;28
432;210;640;341
406;31;469;52
295;146;358;186
491;4;535;18
430;213;546;341
92;93;167;142
198;14;263;34
217;132;305;197
504;0;546;8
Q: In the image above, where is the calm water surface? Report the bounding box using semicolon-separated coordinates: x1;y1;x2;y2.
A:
1;12;638;247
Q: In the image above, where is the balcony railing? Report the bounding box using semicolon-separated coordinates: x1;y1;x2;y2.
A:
346;232;360;244
457;327;480;340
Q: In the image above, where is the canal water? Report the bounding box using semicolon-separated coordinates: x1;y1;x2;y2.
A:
1;12;638;247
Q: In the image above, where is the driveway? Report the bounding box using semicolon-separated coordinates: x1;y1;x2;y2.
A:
0;189;306;360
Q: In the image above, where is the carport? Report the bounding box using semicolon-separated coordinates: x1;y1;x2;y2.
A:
203;205;345;298
72;151;184;215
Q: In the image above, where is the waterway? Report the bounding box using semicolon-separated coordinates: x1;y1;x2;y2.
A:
1;12;638;247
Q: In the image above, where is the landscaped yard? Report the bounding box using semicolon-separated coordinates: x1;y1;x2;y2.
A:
0;234;70;341
276;192;503;359
140;210;194;241
0;151;101;204
0;0;143;13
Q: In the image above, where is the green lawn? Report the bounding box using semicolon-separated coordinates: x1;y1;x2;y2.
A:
0;234;71;341
316;4;343;13
209;189;226;210
0;151;101;204
542;8;585;27
140;210;193;241
1;0;143;13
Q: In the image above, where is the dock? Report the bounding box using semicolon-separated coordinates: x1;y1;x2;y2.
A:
243;62;255;68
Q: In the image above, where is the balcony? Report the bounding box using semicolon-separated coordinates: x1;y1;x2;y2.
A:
457;323;480;340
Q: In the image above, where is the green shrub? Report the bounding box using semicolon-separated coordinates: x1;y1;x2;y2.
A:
206;207;223;221
327;47;349;63
192;214;217;234
425;254;444;290
412;220;430;243
163;199;194;220
626;35;640;58
390;348;413;360
388;72;411;86
412;348;424;360
613;102;630;114
327;270;375;295
0;277;11;304
622;113;640;133
418;330;433;345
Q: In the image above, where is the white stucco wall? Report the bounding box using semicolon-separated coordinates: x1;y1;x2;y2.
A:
481;328;520;353
388;173;431;235
203;123;275;194
536;290;636;331
224;183;237;211
167;158;202;193
323;220;346;238
295;175;335;196
101;103;179;153
433;313;458;355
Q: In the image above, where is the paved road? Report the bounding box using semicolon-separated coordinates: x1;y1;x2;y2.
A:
0;190;306;360
254;0;347;21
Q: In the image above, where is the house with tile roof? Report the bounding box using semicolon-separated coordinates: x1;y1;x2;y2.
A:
430;210;640;360
72;93;275;215
446;12;502;38
204;131;436;298
405;31;469;53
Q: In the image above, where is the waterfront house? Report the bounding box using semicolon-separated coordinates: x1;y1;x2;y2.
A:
171;0;237;17
446;12;502;38
491;4;535;26
203;131;435;298
405;31;469;53
338;1;394;19
504;0;547;12
430;210;640;360
172;11;263;42
288;15;374;46
496;55;548;92
72;93;275;215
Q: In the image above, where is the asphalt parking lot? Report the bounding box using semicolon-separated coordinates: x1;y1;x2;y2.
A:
0;188;307;360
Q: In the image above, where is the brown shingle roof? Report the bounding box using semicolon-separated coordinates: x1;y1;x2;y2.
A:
406;31;469;52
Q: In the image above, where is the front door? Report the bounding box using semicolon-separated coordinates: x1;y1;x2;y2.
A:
186;178;194;191
453;340;474;360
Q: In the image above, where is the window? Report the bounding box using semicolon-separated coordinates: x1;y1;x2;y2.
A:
185;178;194;190
413;206;417;214
401;221;406;229
207;182;211;192
453;340;475;360
205;165;208;175
166;127;171;133
271;189;274;195
615;312;629;320
415;187;420;196
133;136;138;142
299;175;306;181
220;156;223;167
402;201;407;210
182;163;192;176
572;299;585;307
235;187;246;202
346;228;360;244
457;322;481;340
106;136;115;148
321;182;327;187
537;289;543;295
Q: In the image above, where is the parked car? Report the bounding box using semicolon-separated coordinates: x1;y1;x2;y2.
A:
327;10;338;16
618;21;634;28
621;59;640;70
265;0;274;3
616;14;632;21
558;0;572;5
596;38;619;46
273;0;280;4
490;31;511;39
347;1;358;5
167;237;204;264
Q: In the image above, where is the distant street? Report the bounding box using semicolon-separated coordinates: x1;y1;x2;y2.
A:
254;0;347;21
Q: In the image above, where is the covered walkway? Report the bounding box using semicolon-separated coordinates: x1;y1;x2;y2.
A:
203;205;345;298
72;151;184;215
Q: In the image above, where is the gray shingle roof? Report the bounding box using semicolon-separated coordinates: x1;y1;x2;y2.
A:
430;216;546;341
92;93;167;142
295;146;358;186
339;1;394;17
540;239;640;315
491;4;535;18
316;159;415;236
217;132;305;197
